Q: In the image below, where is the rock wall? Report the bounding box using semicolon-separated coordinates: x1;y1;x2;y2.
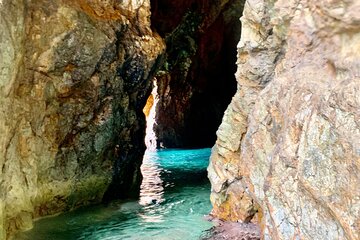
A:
0;0;164;238
209;0;360;239
150;0;244;148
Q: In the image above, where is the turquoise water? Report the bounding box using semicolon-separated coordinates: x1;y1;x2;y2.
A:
17;148;213;240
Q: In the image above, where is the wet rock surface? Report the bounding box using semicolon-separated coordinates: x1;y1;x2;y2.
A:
0;0;164;238
209;0;360;239
202;222;260;240
201;216;260;240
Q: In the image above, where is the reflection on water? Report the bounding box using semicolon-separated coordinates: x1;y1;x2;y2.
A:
138;152;165;223
16;148;213;240
139;152;164;207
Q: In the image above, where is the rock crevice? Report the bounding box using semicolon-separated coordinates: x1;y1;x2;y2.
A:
150;0;245;148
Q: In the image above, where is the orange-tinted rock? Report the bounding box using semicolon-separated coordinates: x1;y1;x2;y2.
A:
0;0;164;238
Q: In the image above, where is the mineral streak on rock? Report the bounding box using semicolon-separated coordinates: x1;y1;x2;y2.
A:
208;0;360;239
0;0;164;238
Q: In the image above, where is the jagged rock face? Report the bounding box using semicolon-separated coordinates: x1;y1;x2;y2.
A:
0;0;164;238
209;0;360;239
151;0;244;148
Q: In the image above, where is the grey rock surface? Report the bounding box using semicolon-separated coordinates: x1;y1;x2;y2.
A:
209;0;360;239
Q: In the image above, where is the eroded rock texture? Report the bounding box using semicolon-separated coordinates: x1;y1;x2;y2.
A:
0;0;164;238
151;0;244;148
209;0;360;239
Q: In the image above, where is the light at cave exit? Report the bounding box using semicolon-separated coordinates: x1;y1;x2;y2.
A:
141;78;164;214
143;78;159;151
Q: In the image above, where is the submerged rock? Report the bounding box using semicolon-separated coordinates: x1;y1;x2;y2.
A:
209;0;360;239
0;0;164;238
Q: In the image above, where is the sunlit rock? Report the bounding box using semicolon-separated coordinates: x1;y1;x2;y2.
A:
209;0;360;239
143;79;159;151
0;0;164;238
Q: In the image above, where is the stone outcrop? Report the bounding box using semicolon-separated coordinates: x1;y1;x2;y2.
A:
150;0;244;148
0;0;164;238
208;0;360;239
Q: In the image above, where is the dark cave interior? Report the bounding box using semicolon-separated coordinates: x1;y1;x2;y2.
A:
148;0;244;149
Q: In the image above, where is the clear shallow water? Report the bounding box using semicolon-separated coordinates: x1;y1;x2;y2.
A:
17;148;213;240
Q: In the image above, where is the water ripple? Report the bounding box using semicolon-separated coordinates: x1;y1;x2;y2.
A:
16;148;213;240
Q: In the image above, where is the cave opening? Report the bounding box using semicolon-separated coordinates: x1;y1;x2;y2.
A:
144;0;245;149
143;78;159;150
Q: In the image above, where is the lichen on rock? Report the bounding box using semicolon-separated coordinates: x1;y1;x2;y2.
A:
209;0;360;239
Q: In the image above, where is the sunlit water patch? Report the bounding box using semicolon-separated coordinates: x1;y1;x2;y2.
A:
17;148;213;240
